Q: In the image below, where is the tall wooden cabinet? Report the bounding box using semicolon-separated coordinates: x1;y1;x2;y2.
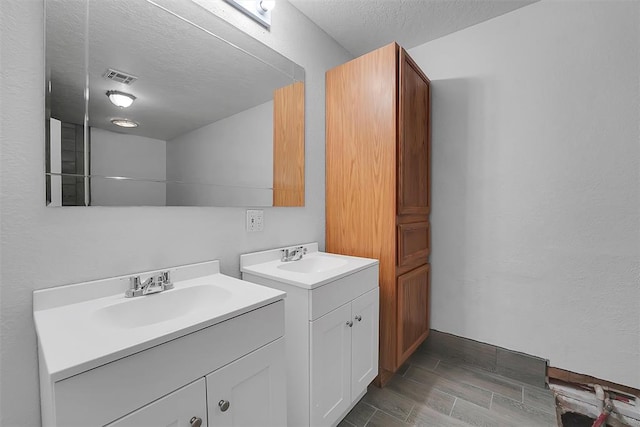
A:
326;42;431;386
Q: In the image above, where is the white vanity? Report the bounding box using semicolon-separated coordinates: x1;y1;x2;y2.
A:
241;243;379;427
33;260;286;427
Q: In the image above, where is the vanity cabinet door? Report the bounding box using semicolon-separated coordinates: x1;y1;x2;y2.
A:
105;378;207;427
310;302;352;427
351;288;379;400
206;338;286;427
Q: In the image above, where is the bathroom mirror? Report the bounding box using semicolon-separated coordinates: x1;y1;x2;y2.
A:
45;0;305;207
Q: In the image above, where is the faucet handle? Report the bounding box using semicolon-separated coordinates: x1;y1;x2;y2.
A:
126;276;141;298
129;276;142;290
160;271;174;290
160;271;170;283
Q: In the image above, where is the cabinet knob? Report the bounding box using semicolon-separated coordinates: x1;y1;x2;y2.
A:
219;399;230;412
346;320;353;327
355;315;362;322
190;416;202;427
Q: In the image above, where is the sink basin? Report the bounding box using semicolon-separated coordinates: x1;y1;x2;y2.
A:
94;284;232;328
277;256;348;274
241;243;379;289
33;260;286;381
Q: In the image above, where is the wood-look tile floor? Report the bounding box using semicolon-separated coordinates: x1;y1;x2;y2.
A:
339;345;558;427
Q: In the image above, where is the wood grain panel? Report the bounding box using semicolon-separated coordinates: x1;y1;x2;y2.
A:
273;81;305;206
326;42;398;373
397;263;430;366
397;221;430;267
397;49;430;215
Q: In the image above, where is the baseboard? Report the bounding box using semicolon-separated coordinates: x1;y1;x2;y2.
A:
420;329;548;388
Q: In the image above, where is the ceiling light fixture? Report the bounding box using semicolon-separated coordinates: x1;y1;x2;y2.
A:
106;90;136;108
111;118;139;128
224;0;274;29
259;0;275;12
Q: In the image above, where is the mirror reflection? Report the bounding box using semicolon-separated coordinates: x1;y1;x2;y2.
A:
45;0;305;207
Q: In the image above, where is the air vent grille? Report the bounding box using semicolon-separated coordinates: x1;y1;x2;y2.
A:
103;68;138;85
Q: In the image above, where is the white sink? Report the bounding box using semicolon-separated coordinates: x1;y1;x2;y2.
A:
33;260;285;381
277;255;348;274
241;243;379;289
94;284;233;328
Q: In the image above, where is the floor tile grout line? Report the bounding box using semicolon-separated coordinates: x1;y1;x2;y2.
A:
371;407;410;425
407;363;524;403
404;403;415;423
430;355;542;384
399;371;493;409
363;408;377;427
437;356;547;390
409;347;555;423
404;361;549;416
450;397;458;416
397;373;482;411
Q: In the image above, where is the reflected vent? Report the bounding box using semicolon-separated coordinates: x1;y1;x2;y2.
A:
103;68;138;85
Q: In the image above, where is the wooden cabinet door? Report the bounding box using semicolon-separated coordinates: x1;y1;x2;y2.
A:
206;338;286;427
397;48;430;215
396;264;430;366
106;379;207;427
351;288;379;401
310;303;352;427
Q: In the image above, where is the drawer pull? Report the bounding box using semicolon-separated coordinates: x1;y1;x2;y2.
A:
190;416;202;427
355;315;362;322
346;320;353;327
219;399;230;412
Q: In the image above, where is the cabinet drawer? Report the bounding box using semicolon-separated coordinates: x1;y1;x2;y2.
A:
54;300;284;427
397;221;430;267
309;265;378;321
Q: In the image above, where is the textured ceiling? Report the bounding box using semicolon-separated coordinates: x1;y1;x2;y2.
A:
46;0;303;141
288;0;538;57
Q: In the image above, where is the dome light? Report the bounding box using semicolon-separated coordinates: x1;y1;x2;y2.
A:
111;118;139;128
259;0;275;12
106;90;136;108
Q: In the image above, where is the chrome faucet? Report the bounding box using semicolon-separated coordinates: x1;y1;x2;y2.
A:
125;271;174;298
281;246;307;262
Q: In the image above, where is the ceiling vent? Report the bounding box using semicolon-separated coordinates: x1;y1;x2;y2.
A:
103;68;138;85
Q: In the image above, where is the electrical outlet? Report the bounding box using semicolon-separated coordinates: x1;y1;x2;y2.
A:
246;209;264;232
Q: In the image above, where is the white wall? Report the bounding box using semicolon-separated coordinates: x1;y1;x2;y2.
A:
409;0;640;387
90;127;167;206
166;101;273;207
0;1;352;425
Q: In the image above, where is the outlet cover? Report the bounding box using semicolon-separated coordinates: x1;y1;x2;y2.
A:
246;209;264;232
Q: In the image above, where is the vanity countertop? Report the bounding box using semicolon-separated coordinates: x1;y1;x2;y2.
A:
33;261;285;382
240;243;379;289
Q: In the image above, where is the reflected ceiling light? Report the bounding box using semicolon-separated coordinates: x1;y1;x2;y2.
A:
111;118;139;128
224;0;274;29
106;90;136;108
259;0;275;12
